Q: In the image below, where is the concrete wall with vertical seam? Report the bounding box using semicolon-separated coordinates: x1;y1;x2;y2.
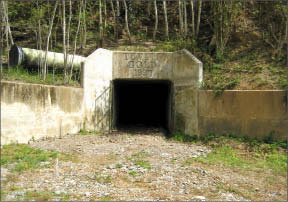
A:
1;81;84;145
198;90;287;140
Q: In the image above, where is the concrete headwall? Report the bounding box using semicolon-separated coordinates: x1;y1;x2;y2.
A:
1;81;84;144
112;49;203;134
198;90;287;140
83;48;113;131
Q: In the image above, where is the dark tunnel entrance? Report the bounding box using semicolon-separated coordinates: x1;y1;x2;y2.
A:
112;79;173;133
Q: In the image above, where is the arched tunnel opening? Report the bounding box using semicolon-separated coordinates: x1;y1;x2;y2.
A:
112;79;173;133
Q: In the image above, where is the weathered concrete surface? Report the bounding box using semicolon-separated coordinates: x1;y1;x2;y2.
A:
1;81;84;144
111;49;203;135
172;50;202;135
83;48;113;131
198;90;288;140
113;51;173;79
2;48;286;143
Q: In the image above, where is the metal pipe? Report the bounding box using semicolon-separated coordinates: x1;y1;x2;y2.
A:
9;45;86;70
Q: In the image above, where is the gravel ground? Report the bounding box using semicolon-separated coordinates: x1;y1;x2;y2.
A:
1;128;286;201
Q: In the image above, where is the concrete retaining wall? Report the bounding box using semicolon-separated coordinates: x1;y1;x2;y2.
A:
1;81;84;144
198;90;287;140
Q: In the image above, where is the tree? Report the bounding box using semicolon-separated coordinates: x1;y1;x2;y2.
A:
36;0;43;75
62;0;67;82
153;0;158;40
69;0;83;83
123;0;131;43
257;1;287;59
110;0;117;41
99;0;103;47
190;0;195;37
43;1;58;80
183;0;188;38
178;0;184;37
163;0;169;39
1;1;14;70
210;0;236;59
196;0;202;38
67;0;72;53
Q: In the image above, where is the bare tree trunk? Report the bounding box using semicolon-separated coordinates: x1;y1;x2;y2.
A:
37;0;43;75
62;0;67;82
147;1;151;16
116;0;120;40
99;0;103;47
2;1;13;45
83;0;87;48
153;0;158;40
104;0;107;37
190;0;195;37
163;0;169;40
178;0;183;37
5;11;9;70
123;0;131;43
184;0;188;38
2;1;13;71
67;0;72;53
0;1;3;72
43;1;58;80
110;0;117;41
196;0;202;38
69;0;83;83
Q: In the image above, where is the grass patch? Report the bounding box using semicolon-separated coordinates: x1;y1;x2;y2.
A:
170;132;198;143
24;191;53;201
107;152;120;160
23;190;70;201
57;152;79;162
2;66;80;86
173;133;286;175
130;150;150;159
192;146;250;168
129;171;137;177
78;129;101;135
92;173;112;184
216;183;251;199
127;150;152;170
134;160;152;170
153;39;196;52
115;163;123;168
0;190;7;201
170;132;287;149
1;144;58;172
254;151;287;175
99;195;113;201
184;145;286;175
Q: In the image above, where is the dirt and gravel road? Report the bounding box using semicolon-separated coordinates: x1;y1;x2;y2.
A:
1;128;287;201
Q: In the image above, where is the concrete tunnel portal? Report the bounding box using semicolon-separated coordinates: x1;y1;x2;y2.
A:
7;47;204;138
112;79;173;132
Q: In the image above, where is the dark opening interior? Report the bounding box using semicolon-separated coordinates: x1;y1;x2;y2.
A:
113;79;172;132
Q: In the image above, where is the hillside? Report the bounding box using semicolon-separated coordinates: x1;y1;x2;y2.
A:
1;0;287;89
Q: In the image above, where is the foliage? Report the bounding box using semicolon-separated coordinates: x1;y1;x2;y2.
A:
92;173;112;184
178;133;287;175
127;150;152;171
78;129;101;135
134;160;152;170
2;66;80;87
170;132;287;149
1;1;287;90
0;144;58;172
170;132;198;143
255;1;288;57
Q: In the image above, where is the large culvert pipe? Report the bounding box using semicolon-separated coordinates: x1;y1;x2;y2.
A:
9;45;86;69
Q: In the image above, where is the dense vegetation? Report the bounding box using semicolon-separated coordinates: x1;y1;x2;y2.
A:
1;0;287;89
